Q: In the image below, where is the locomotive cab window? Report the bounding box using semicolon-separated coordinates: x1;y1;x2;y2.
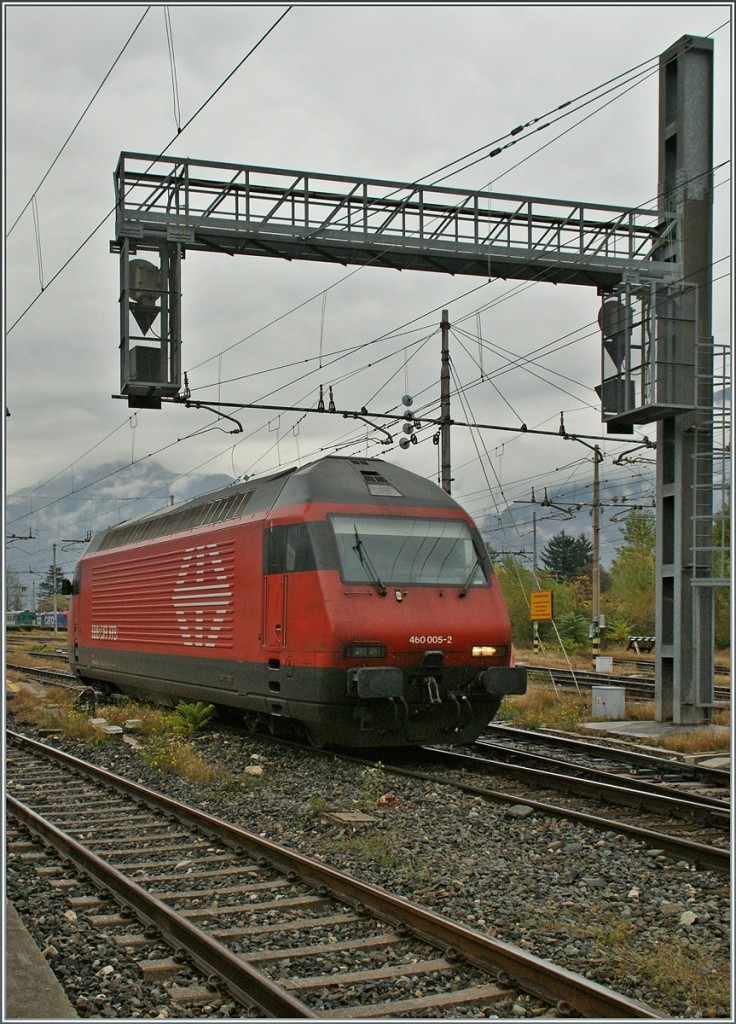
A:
264;522;320;574
330;515;489;587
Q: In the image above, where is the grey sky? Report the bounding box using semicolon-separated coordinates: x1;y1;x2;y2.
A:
3;3;732;579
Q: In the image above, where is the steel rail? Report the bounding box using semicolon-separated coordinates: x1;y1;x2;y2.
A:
423;745;729;830
611;658;731;679
472;739;730;811
364;754;730;875
520;664;731;706
6;661;76;682
483;723;730;789
6;794;318;1019
6;730;662;1019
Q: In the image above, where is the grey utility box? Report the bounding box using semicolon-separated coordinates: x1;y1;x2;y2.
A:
591;685;625;720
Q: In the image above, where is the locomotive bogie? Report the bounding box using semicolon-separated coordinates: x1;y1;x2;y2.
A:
68;457;526;747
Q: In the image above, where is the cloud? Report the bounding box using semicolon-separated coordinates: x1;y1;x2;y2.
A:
4;3;730;587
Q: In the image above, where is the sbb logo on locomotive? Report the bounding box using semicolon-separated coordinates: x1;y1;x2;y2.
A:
173;543;234;648
89;541;235;647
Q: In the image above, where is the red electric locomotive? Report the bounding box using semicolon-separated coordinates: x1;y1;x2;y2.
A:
67;456;526;746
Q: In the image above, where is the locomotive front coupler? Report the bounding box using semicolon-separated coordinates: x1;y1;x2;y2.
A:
420;650;444;672
445;692;473;730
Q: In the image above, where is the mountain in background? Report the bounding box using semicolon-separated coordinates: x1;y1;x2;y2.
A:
5;459;239;592
6;453;661;599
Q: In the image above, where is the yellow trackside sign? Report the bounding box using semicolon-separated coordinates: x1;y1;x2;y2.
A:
530;590;553;621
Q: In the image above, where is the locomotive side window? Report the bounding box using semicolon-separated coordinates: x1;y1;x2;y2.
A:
330;515;489;587
264;523;322;574
97;489;254;550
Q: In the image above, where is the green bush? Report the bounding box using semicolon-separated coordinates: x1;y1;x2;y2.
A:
556;611;589;652
171;700;215;735
603;617;632;646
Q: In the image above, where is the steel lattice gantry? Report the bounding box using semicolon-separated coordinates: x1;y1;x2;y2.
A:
111;34;716;725
111;156;677;407
112;153;671;285
112;154;676;404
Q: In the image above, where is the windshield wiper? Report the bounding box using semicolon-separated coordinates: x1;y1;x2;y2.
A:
459;555;484;598
353;526;387;596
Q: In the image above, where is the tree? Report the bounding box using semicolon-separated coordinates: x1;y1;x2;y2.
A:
607;509;656;634
5;568;26;611
540;530;593;583
493;552;591;651
38;564;66;601
492;553;535;647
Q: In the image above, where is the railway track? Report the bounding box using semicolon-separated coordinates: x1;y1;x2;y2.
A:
12;658;730;707
482;723;730;792
7;660;730;871
5;730;663;1019
611;658;731;679
519;663;731;706
5;661;92;699
367;750;730;876
469;736;730;819
6;661;78;682
222;730;730;876
28;650;69;662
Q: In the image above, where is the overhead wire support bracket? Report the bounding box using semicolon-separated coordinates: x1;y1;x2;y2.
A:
342;412;394;445
145;393;645;447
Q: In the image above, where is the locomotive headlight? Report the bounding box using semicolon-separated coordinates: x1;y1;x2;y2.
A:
472;645;506;658
345;643;386;659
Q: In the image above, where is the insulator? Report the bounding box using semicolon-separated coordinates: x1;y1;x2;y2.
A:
402;423;414;434
402;394;413;407
328;386;336;413
403;409;414;421
399;436;411;450
318;385;325;412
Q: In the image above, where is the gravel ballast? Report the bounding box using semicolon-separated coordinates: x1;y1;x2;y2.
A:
6;715;731;1018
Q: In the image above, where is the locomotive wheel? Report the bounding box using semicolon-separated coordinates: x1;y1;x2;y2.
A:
243;712;261;734
304;726;326;749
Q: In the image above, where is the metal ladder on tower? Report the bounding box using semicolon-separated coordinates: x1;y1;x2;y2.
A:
691;340;730;587
690;339;730;699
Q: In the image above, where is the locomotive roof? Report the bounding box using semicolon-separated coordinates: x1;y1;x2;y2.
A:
88;457;462;553
279;457;458;509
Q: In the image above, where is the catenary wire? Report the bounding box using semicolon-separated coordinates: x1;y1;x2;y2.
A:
5;7;151;239
7;22;732;536
5;6;293;335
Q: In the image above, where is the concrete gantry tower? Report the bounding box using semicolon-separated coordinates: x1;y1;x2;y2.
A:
654;36;715;723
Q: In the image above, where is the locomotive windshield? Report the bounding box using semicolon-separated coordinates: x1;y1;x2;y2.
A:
330;515;489;587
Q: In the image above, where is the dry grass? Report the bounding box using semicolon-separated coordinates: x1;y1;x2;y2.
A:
8;684;115;743
98;700;172;734
139;732;219;784
507;894;730;1016
320;828;431;884
499;680;731;753
599;927;730;1014
527;903;729;1014
645;726;730;755
6;685;52;725
498;683;586;731
6;670;239;788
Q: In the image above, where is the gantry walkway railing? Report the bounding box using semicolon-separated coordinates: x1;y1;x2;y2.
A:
113;153;674;290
